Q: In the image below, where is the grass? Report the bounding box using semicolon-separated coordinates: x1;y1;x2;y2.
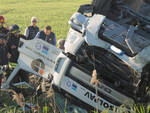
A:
0;89;56;113
0;0;91;40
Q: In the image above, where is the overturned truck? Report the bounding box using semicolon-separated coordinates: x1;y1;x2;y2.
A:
2;0;150;112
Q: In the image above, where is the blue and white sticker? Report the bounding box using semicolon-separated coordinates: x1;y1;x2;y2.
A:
72;83;77;91
66;80;77;91
41;45;49;55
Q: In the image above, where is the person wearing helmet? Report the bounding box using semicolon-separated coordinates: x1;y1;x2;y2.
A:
7;24;26;63
0;16;9;33
0;16;9;35
35;25;56;45
24;17;39;40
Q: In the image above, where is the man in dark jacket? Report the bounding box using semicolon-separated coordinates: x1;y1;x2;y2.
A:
35;25;56;45
7;24;26;63
0;36;8;65
0;37;3;87
0;35;9;87
24;17;39;40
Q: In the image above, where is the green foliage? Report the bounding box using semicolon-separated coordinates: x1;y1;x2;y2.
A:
134;104;150;113
43;102;48;113
91;104;150;113
0;106;22;113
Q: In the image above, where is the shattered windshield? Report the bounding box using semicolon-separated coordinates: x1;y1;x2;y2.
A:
92;0;150;16
124;0;143;11
123;0;150;17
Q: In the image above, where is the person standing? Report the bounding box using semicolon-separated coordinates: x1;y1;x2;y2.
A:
24;17;39;40
35;25;56;45
7;24;26;63
0;36;4;88
0;36;9;66
0;36;9;87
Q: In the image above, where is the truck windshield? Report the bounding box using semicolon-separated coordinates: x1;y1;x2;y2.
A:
91;0;146;15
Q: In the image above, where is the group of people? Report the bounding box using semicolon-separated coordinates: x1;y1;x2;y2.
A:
0;15;65;87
